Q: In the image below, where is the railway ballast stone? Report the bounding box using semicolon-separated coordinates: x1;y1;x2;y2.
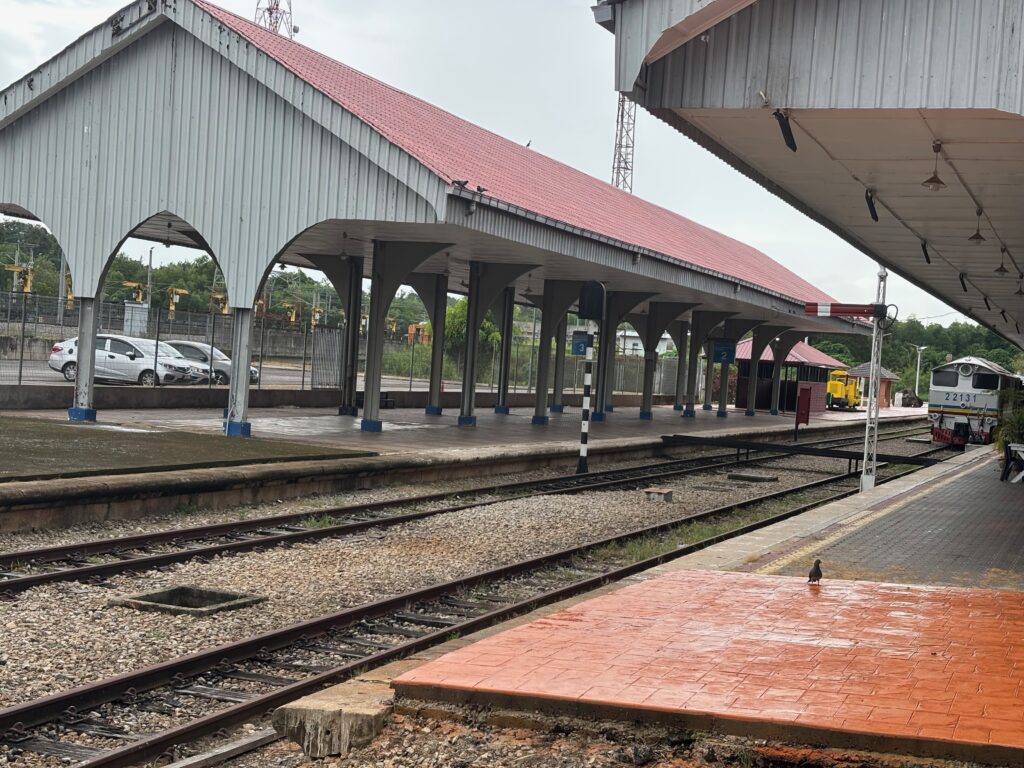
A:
272;679;393;757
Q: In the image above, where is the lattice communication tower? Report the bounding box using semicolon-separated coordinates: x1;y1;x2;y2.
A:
611;92;636;193
255;0;298;38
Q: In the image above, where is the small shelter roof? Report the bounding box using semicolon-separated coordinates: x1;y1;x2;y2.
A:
846;362;899;381
734;338;848;369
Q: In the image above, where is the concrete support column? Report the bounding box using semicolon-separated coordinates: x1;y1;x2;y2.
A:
425;274;447;415
683;311;731;417
593;291;653;420
68;297;99;422
530;280;583;425
630;303;695;420
340;256;363;416
717;360;730;418
225;307;253;437
744;325;789;416
361;240;449;432
769;333;802;416
550;315;568;413
494;288;515;414
702;344;715;410
671;320;689;411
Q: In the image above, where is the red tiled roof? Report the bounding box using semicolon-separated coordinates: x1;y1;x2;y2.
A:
735;337;848;369
193;0;834;304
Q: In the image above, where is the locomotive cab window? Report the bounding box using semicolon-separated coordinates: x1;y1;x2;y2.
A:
972;372;1000;390
931;370;958;387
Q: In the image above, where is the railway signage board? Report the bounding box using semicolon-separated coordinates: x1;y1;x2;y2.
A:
571;331;590;356
712;340;736;364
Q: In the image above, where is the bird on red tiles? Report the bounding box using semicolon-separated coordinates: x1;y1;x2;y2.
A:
808;559;823;584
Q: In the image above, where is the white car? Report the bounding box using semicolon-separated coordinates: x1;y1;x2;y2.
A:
165;340;260;385
49;334;209;386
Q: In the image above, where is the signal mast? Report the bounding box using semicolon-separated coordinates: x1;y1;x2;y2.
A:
255;0;299;38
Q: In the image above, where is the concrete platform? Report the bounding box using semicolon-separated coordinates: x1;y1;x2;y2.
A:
5;403;927;458
394;568;1024;765
388;448;1024;765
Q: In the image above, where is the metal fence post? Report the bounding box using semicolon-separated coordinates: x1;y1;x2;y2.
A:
408;340;415;391
152;307;162;387
257;316;266;389
207;310;217;388
16;294;27;385
300;323;309;390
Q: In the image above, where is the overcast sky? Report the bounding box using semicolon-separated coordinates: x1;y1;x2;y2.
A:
1;0;964;324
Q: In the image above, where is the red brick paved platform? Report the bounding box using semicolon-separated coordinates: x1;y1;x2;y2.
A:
394;570;1024;765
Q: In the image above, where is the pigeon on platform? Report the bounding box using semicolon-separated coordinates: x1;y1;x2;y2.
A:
808;559;823;584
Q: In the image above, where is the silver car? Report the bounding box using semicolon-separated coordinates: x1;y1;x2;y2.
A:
165;340;260;385
48;334;208;385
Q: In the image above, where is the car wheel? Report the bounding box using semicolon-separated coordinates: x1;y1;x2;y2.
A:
214;370;229;385
62;362;77;382
138;370;157;387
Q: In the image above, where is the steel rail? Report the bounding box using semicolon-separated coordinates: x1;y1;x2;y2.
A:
0;445;947;762
0;430;931;596
1;425;928;568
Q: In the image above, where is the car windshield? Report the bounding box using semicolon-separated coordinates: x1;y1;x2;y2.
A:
210;346;230;360
133;341;185;358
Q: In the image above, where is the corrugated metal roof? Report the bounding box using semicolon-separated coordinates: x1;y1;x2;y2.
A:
846;362;899;381
735;338;848;369
192;0;834;305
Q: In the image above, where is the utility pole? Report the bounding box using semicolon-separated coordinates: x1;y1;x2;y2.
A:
146;247;154;308
860;268;888;492
57;252;67;326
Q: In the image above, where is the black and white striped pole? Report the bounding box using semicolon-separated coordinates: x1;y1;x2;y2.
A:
576;331;594;474
576;280;606;475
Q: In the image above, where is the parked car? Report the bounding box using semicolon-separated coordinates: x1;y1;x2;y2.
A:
165;340;260;385
48;335;209;385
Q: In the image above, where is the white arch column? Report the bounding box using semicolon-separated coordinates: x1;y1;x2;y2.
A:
529;280;583;425
683;311;732;417
669;319;690;411
744;325;789;416
593;291;652;420
628;302;697;420
715;318;763;418
406;272;450;416
769;332;803;416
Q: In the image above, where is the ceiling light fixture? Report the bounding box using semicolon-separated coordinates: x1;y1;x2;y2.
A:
865;189;879;222
1015;280;1024;297
968;208;986;244
959;273;968;293
921;140;946;191
995;247;1010;275
920;240;931;264
772;109;797;152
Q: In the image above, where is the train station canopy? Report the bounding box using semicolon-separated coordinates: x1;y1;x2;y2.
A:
595;0;1024;350
0;0;859;338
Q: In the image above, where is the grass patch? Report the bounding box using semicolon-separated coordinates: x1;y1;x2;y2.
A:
302;512;338;529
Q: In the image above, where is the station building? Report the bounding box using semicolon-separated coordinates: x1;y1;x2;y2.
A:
0;0;863;434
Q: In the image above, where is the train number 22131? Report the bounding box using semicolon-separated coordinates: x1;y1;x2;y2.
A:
944;392;979;403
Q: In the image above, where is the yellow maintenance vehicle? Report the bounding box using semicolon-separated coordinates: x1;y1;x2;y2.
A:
825;369;860;410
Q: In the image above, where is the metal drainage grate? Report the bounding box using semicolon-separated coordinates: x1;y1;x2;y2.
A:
108;586;265;616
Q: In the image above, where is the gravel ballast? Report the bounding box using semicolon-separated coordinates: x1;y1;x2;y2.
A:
0;454;859;708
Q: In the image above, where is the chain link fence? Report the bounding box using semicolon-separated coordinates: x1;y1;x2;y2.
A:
1;292;681;398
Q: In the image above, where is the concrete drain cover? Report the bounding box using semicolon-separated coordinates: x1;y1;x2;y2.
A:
109;586;265;616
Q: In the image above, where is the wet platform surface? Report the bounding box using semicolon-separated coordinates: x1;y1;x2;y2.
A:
7;404;926;457
394;569;1024;763
759;455;1024;591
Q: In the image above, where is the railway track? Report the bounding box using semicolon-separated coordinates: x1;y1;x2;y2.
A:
0;442;947;768
0;427;932;597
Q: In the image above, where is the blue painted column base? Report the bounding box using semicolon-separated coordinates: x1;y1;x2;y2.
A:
716;410;728;418
605;404;615;412
591;411;606;422
458;415;477;427
702;403;713;411
425;405;443;416
494;405;510;414
745;409;756;416
682;408;696;418
550;404;565;413
68;407;97;423
531;415;549;426
673;404;684;411
225;420;252;437
360;419;383;432
639;410;653;420
338;405;359;416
